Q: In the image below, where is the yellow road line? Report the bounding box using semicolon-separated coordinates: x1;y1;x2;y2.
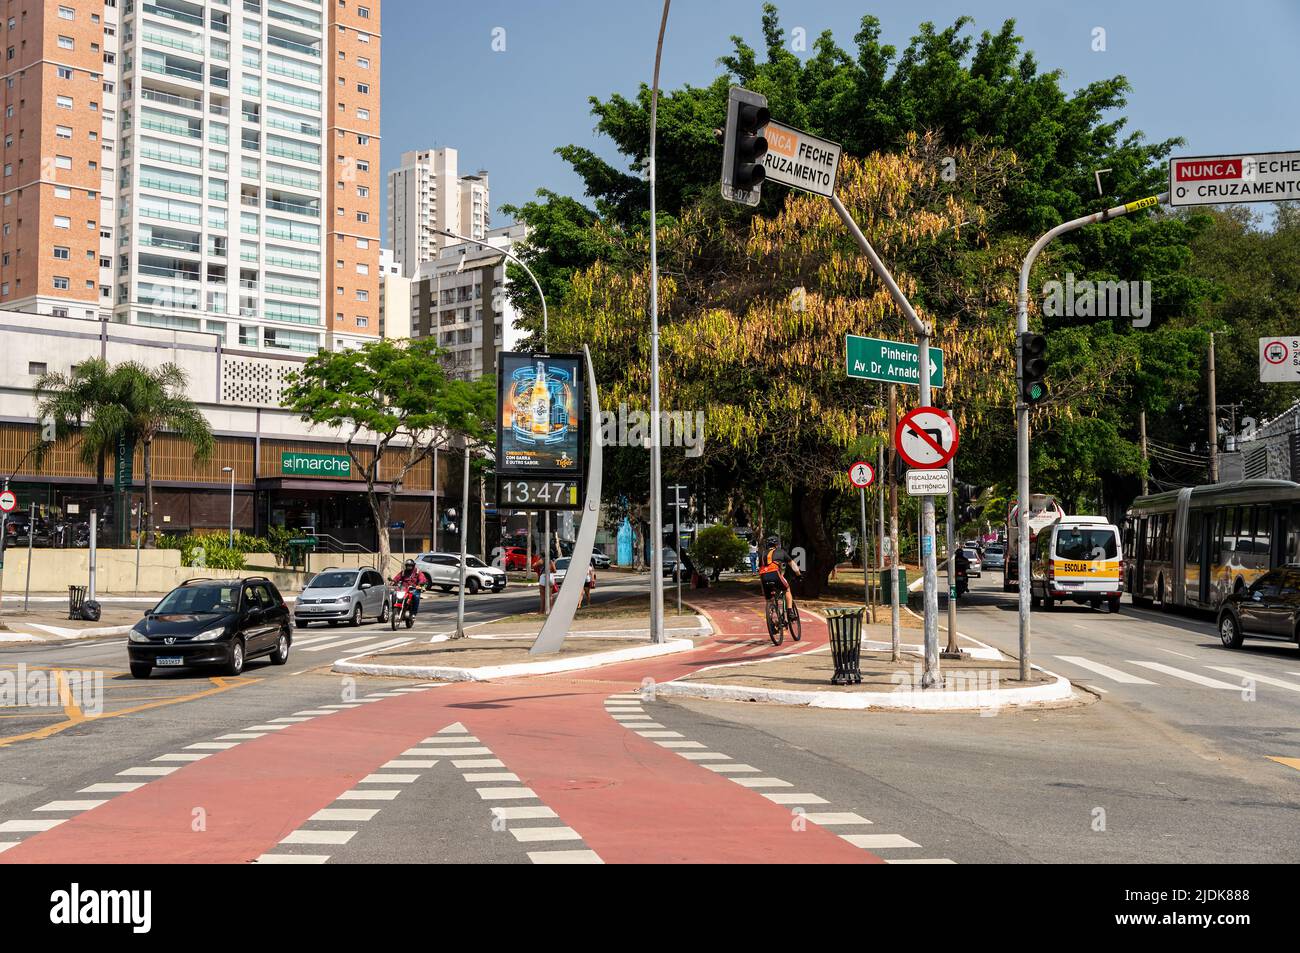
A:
0;675;254;747
1268;756;1300;772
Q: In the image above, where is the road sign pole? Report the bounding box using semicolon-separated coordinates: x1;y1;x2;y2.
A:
887;387;901;663
859;486;872;622
1014;191;1168;680
877;443;886;630
943;455;961;658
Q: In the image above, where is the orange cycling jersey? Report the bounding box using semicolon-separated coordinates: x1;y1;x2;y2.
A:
759;548;785;575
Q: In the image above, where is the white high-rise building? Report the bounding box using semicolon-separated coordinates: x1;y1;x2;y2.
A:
386;147;488;277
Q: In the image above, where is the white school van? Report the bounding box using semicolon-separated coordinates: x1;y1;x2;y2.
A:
1030;516;1124;612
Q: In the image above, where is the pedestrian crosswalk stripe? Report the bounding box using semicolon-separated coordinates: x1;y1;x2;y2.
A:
311;809;379;822
245;724;291;731
511;826;581;843
337;789;401;800
152;753;210;762
886;857;956;864
186;742;239;750
452;758;504;768
218;733;265;740
1127;661;1241;690
438;722;469;733
407;746;492;756
282;829;357;845
358;773;417;783
703;763;760;773
678;752;731;760
527;849;603;864
289;634;338;646
0;819;67;832
730;777;792;788
491;806;557;820
256;854;330;864
763;793;827;805
419;735;479;743
383;759;438;769
0;842;17;853
1205;667;1300;692
804;813;872;826
299;636;378;653
33;800;106;812
117;766;178;776
463;772;519;782
1054;656;1157;684
270;717;314;723
476;787;537;800
79;783;144;793
348;639;413;656
840;833;919;849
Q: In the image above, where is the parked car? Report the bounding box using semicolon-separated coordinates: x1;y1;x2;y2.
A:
1216;566;1300;651
982;544;1005;570
294;567;388;628
553;556;573;585
961;547;982;577
127;577;291;678
591;550;612;569
415;552;508;594
499;546;530;571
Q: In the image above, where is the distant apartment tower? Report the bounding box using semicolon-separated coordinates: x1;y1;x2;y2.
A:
0;1;121;321
0;0;382;355
377;245;409;339
386;146;488;277
409;222;525;380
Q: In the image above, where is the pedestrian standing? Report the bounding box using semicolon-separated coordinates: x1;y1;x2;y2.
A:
748;541;758;573
537;556;556;614
582;563;595;607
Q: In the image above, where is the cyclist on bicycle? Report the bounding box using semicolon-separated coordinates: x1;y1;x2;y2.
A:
758;535;801;620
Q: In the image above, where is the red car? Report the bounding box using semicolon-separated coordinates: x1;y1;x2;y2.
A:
501;546;530;571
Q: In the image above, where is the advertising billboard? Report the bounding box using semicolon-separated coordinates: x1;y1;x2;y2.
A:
496;352;584;476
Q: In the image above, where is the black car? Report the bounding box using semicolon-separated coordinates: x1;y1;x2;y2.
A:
128;577;292;678
1216;566;1300;651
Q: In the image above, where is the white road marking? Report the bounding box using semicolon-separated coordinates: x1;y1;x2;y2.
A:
1153;646;1198;660
0;819;67;832
33;800;106;812
1084;684;1109;694
491;806;557;820
282;829;356;845
1128;661;1242;690
288;634;339;645
438;722;469;733
477;787;537;800
463;772;519;782
152;753;211;762
218;733;265;740
293;710;338;717
511;826;581;843
634;730;683;738
759;790;826;800
244;724;291;731
804;813;873;826
677;752;731;761
1054;656;1158;685
299;636;377;653
657;741;705;749
0;842;17;853
418;735;480;743
452;758;505;768
527;849;603;864
117;766;178;777
840;833;920;849
703;763;760;773
311;808;380;822
383;759;438;769
319;704;362;709
408;746;492;756
256;853;329;864
730;777;792;788
349;639;414;655
358;773;418;783
185;742;239;750
1206;667;1300;692
79;783;144;793
337;789;401;800
886;857;956;864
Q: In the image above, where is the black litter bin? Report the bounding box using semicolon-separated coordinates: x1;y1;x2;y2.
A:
68;585;87;620
825;606;865;685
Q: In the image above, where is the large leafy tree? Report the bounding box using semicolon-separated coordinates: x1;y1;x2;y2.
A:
34;357;118;499
509;6;1216;584
281;338;496;568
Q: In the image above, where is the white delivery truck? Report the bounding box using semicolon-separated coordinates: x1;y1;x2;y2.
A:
1004;494;1064;592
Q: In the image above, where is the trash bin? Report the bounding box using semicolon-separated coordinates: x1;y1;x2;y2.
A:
68;585;87;620
825;606;865;685
879;568;908;604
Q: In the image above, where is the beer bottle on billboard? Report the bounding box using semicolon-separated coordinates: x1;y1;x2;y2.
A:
530;362;550;436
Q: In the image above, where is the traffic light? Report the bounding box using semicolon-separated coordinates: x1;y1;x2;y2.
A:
956;483;978;523
1019;332;1048;404
720;87;769;206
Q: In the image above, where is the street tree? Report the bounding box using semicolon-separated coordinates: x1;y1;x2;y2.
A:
33;357;118;500
281;338;495;569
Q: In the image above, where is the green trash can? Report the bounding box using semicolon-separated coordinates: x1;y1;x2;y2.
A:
879;568;908;604
824;606;864;685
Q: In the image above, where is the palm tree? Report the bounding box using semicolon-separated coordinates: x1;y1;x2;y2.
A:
109;362;214;547
33;357;121;501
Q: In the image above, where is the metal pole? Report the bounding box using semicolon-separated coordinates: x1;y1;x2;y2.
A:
88;509;97;602
455;443;471;638
544;511;551;614
943;455;960;657
1139;410;1149;495
228;468;235;547
647;0;672;645
1208;332;1219;482
135;502;142;592
877;444;886;624
888;386;901;663
858;487;871;622
1015;192;1167;680
23;503;34;612
479;471;486;561
674;492;682;614
432;446;439;552
0;479;9;616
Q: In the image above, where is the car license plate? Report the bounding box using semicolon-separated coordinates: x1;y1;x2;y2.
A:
156;657;184;666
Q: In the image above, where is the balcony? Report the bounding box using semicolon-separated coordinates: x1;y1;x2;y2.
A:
141;57;203;85
264;254;318;272
266;61;319;84
266;116;319;137
265;89;320;111
138;262;201;282
139;146;201;167
139;230;201;254
266;171;319;191
142;29;202;55
142;2;205;28
264;281;318;299
264;227;318;245
266;198;318;217
266;35;320;58
266;143;319;164
140;88;201;112
140;117;201;139
267;8;319;32
137;174;200;197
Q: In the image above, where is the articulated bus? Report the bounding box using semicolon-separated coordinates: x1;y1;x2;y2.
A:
1124;479;1300;611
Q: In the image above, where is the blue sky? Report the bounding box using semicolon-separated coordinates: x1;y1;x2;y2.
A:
380;0;1299;233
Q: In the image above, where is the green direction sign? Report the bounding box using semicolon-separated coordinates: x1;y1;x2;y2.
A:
281;451;352;477
845;335;944;389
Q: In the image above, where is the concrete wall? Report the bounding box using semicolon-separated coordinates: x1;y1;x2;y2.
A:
0;548;303;595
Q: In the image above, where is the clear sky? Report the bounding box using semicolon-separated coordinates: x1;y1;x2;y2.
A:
379;0;1299;234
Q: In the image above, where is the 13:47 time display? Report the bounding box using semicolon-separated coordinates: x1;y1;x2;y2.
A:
497;478;581;510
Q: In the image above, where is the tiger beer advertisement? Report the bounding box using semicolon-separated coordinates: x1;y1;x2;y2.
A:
497;352;583;474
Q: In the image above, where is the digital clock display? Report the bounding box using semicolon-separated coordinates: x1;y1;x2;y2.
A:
496;478;581;510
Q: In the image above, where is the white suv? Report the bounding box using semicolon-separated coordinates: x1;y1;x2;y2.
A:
414;552;507;594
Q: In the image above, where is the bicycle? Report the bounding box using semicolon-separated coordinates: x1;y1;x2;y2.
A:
762;578;803;646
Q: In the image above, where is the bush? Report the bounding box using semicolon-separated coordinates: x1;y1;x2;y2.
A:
689;525;750;580
155;532;246;571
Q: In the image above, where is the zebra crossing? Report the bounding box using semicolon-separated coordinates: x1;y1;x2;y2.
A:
1052;654;1300;695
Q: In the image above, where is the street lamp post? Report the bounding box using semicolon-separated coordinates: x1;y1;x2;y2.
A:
222;466;235;547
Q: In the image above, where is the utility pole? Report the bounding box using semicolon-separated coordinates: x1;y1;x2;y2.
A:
887;385;901;663
1015;191;1168;682
858;482;873;623
1208;332;1219;482
479;470;486;561
1139;410;1149;495
877;443;886;629
454;442;471;638
943;456;961;658
669;484;686;613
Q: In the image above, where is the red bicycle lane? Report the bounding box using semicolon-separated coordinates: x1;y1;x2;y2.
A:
2;591;876;864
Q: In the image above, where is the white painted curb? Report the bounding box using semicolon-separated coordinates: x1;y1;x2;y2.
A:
334;637;698;681
657;666;1075;711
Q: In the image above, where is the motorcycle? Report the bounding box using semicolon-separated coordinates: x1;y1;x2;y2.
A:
388;584;417;630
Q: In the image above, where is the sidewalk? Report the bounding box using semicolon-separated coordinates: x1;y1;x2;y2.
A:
0;602;142;641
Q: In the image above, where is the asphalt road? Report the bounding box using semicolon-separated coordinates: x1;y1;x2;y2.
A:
1;570;1296;864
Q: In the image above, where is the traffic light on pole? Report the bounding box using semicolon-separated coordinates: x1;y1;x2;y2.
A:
1020;332;1048;405
720;87;769;206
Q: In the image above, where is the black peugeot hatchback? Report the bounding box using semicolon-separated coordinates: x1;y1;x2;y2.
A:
128;577;292;678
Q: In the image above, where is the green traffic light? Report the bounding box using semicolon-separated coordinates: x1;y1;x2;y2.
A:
1026;382;1046;402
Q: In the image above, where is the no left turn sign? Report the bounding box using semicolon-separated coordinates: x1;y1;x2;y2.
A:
0;490;15;513
848;461;874;488
895;407;959;470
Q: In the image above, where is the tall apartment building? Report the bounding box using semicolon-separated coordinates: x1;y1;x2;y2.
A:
409;222;525;380
0;0;381;355
385;146;487;277
376;244;408;338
